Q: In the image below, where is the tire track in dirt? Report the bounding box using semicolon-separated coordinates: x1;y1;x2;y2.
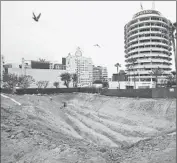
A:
64;113;118;147
65;109;124;147
65;108;143;147
68;102;138;126
67;101;163;131
67;104;158;137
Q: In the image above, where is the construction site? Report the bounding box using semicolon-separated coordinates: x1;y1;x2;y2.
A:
1;93;176;163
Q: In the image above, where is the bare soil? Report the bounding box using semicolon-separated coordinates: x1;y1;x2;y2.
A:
1;93;176;163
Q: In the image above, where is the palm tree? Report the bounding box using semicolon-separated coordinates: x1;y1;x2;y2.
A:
128;58;137;89
149;67;164;88
171;70;176;76
171;70;176;85
114;63;121;89
170;22;176;72
171;70;176;80
166;74;174;87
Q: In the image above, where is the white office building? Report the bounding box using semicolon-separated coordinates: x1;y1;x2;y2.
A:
66;47;93;87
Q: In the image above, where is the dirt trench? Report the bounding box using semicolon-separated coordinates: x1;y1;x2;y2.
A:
1;93;176;163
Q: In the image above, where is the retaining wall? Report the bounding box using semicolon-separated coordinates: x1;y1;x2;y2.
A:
1;87;176;98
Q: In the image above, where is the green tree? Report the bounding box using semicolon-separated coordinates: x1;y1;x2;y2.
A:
60;73;71;88
114;63;121;89
149;67;164;88
36;80;49;88
166;74;174;87
3;73;34;90
171;71;176;77
102;81;109;88
3;73;18;89
53;81;59;88
17;75;35;88
36;81;44;88
93;80;103;84
72;73;78;87
166;71;176;87
43;81;49;88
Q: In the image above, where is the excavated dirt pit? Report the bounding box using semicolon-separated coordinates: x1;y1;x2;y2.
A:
1;93;176;163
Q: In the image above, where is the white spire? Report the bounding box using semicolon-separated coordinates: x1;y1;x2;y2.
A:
152;0;155;10
140;2;143;10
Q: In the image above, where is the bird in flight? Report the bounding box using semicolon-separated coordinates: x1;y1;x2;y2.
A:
32;12;41;22
93;44;101;48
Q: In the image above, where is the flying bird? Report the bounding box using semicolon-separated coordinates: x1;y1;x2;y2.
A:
94;44;101;48
32;12;41;22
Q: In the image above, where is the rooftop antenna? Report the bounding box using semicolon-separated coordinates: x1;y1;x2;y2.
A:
152;0;155;10
140;2;143;10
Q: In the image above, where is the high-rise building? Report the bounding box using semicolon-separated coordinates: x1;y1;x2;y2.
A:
93;66;108;82
124;9;173;86
112;70;127;81
101;67;108;81
31;60;50;69
93;66;102;81
66;47;93;86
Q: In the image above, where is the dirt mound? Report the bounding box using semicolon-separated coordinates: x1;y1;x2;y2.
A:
1;93;176;163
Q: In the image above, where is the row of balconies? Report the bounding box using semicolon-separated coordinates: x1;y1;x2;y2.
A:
125;57;171;63
125;49;171;56
126;22;169;33
126;34;169;44
125;42;171;50
126;31;170;42
126;22;170;33
126;25;169;36
126;46;172;53
127;70;171;75
126;41;170;49
125;68;171;73
127;18;170;29
125;54;172;61
126;38;170;48
125;64;171;69
126;28;169;38
126;62;172;68
124;31;170;40
127;75;169;80
124;32;169;43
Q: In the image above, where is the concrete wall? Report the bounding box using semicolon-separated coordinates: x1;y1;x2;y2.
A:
1;87;176;98
101;89;153;98
8;68;73;88
101;88;176;98
152;88;177;98
109;81;126;89
109;81;156;89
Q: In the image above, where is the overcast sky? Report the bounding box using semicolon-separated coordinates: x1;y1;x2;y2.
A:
1;1;176;77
